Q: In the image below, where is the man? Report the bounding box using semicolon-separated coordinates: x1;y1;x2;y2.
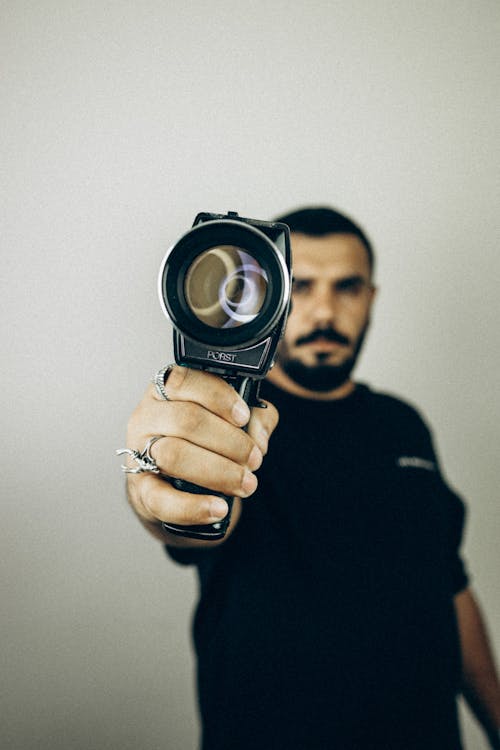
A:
124;207;500;749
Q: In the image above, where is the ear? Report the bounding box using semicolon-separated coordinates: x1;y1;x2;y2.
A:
368;283;378;307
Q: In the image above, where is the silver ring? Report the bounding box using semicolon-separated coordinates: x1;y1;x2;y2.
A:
152;365;173;401
116;436;164;474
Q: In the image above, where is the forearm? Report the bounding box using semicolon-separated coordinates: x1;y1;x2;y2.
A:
455;587;500;745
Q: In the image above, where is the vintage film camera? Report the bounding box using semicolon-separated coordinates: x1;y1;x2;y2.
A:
158;211;292;540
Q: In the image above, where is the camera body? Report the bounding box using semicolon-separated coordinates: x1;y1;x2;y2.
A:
159;211;291;381
157;211;292;539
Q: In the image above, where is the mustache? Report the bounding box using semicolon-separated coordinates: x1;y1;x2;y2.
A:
295;327;351;347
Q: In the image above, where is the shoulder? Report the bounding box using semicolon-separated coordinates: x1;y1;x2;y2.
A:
365;387;425;418
359;384;433;442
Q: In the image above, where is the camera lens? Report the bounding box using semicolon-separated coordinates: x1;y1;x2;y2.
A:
159;217;290;348
184;245;269;329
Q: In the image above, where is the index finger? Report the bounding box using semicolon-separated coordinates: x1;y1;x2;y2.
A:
151;365;251;427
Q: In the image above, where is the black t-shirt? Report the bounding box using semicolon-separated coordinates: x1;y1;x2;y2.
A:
168;382;468;750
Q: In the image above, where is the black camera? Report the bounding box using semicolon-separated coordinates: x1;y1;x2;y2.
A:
158;211;292;540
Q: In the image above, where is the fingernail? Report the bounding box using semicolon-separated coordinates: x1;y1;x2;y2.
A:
210;498;229;519
257;428;269;455
242;470;257;496
248;445;263;471
232;401;250;426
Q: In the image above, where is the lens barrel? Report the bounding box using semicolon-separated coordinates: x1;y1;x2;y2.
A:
159;219;290;349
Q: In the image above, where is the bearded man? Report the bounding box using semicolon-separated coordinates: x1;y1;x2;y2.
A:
123;207;500;750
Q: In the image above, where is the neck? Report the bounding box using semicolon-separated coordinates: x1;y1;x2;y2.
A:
266;364;356;401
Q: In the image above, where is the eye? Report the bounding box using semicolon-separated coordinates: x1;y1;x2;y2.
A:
336;277;367;296
292;278;312;295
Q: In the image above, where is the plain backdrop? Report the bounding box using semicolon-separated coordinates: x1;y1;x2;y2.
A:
2;2;499;749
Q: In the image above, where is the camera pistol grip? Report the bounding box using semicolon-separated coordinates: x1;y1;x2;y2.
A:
163;481;235;540
161;377;262;541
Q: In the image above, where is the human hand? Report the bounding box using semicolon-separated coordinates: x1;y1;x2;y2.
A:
123;366;278;544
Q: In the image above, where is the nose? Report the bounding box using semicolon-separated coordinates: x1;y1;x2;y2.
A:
309;284;340;327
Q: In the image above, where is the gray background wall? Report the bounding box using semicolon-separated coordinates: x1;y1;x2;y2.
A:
2;2;499;749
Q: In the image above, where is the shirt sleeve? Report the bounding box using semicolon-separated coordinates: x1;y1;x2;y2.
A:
424;420;470;595
408;412;469;595
444;485;469;595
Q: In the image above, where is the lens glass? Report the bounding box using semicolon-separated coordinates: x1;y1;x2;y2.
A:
184;246;269;329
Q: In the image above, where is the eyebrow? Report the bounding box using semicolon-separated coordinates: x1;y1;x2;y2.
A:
335;274;370;287
293;273;370;286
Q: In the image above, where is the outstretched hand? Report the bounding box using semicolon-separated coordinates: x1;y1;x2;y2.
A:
123;366;279;545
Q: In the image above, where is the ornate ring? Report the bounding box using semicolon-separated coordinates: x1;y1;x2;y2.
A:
116;436;165;474
152;365;174;401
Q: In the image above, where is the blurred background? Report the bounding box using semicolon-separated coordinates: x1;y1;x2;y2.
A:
2;2;499;748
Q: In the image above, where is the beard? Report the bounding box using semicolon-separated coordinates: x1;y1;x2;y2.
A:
277;323;369;393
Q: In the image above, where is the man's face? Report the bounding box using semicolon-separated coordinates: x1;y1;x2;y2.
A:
275;232;376;393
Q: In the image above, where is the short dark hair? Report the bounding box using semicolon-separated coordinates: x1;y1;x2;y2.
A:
274;205;375;274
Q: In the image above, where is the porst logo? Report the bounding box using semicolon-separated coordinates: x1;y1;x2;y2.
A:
207;350;237;363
